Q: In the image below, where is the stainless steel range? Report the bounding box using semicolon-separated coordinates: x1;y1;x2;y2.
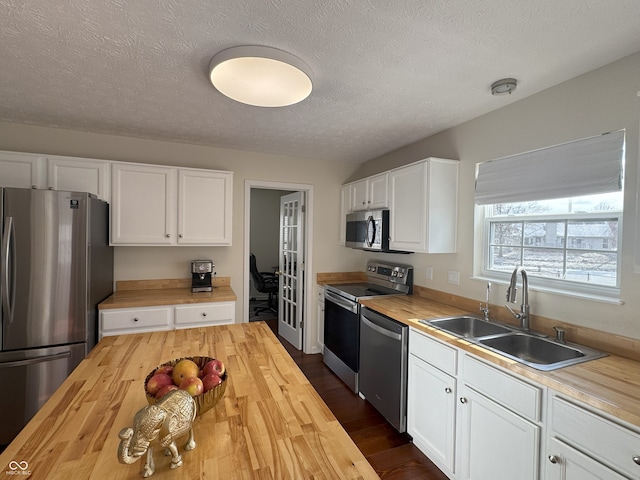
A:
323;260;413;393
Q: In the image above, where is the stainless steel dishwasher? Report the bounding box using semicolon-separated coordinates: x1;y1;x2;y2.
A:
359;306;408;432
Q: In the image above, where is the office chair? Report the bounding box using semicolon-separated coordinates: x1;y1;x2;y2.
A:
249;253;278;316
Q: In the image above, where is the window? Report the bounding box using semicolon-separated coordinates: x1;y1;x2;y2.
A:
485;193;622;289
475;131;625;300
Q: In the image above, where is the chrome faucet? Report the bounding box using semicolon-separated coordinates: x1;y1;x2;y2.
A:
505;267;530;331
479;281;491;321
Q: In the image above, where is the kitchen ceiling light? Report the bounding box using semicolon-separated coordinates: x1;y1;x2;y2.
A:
491;78;517;96
209;46;313;107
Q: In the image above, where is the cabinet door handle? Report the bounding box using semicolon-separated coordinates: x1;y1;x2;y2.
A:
179;234;183;238
548;455;559;464
459;397;467;404
201;312;207;317
445;387;452;394
633;455;640;465
133;317;139;322
166;234;170;238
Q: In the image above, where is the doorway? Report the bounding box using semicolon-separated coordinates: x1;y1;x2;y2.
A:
244;180;314;353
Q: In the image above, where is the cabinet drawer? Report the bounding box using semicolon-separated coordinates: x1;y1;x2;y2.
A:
174;302;234;328
462;354;542;421
550;395;640;478
409;328;457;375
100;307;171;333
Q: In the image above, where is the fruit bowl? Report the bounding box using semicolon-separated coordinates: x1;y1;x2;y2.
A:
144;356;228;415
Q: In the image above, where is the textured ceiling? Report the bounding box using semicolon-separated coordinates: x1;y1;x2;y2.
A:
1;0;639;163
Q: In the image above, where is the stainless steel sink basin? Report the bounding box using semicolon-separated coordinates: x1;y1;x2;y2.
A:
477;333;607;371
420;316;513;339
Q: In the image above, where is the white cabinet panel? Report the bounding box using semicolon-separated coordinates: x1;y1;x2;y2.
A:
546;437;627;480
0;151;45;188
367;172;388;209
47;156;110;201
111;163;232;246
388;158;458;253
174;302;234;328
456;384;540;480
100;301;236;338
463;354;542;422
177;169;232;245
350;179;369;211
349;173;388;211
408;353;457;476
548;394;640;479
100;306;172;338
111;163;174;245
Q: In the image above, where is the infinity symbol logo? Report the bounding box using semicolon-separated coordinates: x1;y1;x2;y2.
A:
8;461;28;471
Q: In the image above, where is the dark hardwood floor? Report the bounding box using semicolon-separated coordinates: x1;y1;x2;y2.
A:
261;319;449;480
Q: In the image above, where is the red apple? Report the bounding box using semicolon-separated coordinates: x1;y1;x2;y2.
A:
154;365;174;377
146;373;173;396
203;359;225;378
202;373;222;392
156;384;178;399
179;376;204;397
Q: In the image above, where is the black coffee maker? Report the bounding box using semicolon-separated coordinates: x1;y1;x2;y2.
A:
191;260;214;292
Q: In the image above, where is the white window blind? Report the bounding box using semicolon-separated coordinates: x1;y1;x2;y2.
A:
475;130;624;205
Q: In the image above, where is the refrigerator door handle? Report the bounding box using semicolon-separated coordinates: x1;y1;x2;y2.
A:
2;216;16;324
0;350;71;368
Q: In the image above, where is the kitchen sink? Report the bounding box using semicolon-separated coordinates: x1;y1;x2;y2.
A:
419;315;607;371
477;333;608;371
420;316;513;339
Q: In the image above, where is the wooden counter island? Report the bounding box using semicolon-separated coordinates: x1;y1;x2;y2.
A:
0;323;379;480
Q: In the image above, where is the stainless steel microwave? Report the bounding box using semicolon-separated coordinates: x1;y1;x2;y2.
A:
345;209;392;252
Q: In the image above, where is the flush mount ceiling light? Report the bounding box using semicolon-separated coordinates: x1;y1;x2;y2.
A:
209;46;313;107
491;78;517;96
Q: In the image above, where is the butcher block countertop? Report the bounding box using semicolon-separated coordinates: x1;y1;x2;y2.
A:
359;294;640;429
99;277;237;310
0;323;378;480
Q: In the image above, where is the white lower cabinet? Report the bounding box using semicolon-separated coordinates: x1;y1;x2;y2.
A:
408;326;640;480
546;438;627;480
408;352;457;476
456;384;540;480
99;306;172;338
174;302;235;329
546;393;640;479
408;327;542;480
100;302;235;339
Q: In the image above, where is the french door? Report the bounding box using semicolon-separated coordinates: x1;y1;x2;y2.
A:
277;192;304;349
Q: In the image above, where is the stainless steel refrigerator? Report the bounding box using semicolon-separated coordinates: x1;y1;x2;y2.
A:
0;188;113;445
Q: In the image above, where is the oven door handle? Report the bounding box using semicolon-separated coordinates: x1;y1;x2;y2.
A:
325;290;358;314
361;315;402;341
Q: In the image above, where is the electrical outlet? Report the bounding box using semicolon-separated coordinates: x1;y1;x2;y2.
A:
425;266;433;280
447;270;460;285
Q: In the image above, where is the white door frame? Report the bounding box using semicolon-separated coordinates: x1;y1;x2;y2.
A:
244;180;315;353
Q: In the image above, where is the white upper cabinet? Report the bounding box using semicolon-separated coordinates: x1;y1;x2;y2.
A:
47;156;110;201
0;151;46;189
111;163;233;246
177;169;232;245
339;184;350;245
349;172;388;211
111;163;175;245
388;158;458;253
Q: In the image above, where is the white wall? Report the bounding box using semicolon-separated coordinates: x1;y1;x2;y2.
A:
352;51;640;340
0;122;363;327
